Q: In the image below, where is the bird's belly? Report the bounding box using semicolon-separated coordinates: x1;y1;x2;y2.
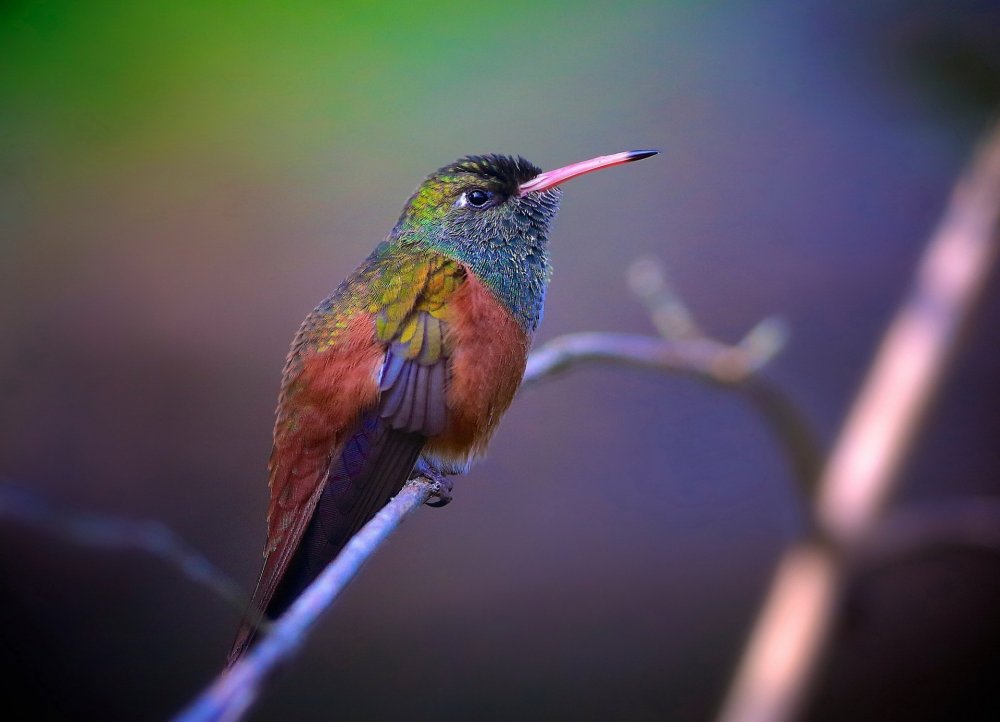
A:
424;271;531;466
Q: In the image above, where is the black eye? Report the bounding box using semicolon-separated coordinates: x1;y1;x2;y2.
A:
467;189;492;207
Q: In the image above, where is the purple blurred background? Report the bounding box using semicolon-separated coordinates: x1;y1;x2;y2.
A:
2;1;999;720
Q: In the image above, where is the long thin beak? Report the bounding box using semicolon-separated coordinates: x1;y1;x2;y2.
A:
518;149;658;196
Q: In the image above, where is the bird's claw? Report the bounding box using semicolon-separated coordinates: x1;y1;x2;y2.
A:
425;474;454;507
411;459;455;507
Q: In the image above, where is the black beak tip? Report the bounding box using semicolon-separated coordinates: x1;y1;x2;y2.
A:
627;149;659;162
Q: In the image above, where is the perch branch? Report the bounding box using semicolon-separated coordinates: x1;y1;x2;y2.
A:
523;331;772;386
174;478;435;722
718;121;1000;722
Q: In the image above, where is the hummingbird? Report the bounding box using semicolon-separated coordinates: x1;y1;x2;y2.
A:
227;149;658;665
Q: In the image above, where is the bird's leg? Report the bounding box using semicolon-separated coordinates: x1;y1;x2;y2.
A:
411;458;455;508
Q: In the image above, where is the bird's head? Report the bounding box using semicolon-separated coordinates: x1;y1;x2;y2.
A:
392;150;657;252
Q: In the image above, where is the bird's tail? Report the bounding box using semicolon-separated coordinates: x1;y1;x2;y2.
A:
226;419;424;667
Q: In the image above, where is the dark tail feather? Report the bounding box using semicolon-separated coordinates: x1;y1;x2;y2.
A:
226;418;424;666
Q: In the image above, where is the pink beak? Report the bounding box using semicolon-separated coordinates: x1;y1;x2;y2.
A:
519;149;658;196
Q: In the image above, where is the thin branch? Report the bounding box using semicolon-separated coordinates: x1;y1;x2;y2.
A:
628;256;703;339
0;482;247;615
523;306;823;496
739;380;824;496
523;331;771;386
628;256;824;493
174;478;435;722
718;121;1000;722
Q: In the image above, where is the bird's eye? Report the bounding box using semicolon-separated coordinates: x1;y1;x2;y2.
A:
466;189;492;207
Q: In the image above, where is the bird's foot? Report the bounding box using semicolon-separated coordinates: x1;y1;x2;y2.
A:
412;460;455;508
426;475;454;508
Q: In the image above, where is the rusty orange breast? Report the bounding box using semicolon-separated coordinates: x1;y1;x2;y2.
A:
425;270;531;465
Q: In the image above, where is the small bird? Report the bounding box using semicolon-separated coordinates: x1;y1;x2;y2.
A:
228;149;657;665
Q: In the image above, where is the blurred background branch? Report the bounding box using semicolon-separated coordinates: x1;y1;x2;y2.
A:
855;497;1000;575
718;119;1000;722
527;257;823;502
629;257;825;497
0;481;247;616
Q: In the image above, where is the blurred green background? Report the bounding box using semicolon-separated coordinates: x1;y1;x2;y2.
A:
2;1;999;720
